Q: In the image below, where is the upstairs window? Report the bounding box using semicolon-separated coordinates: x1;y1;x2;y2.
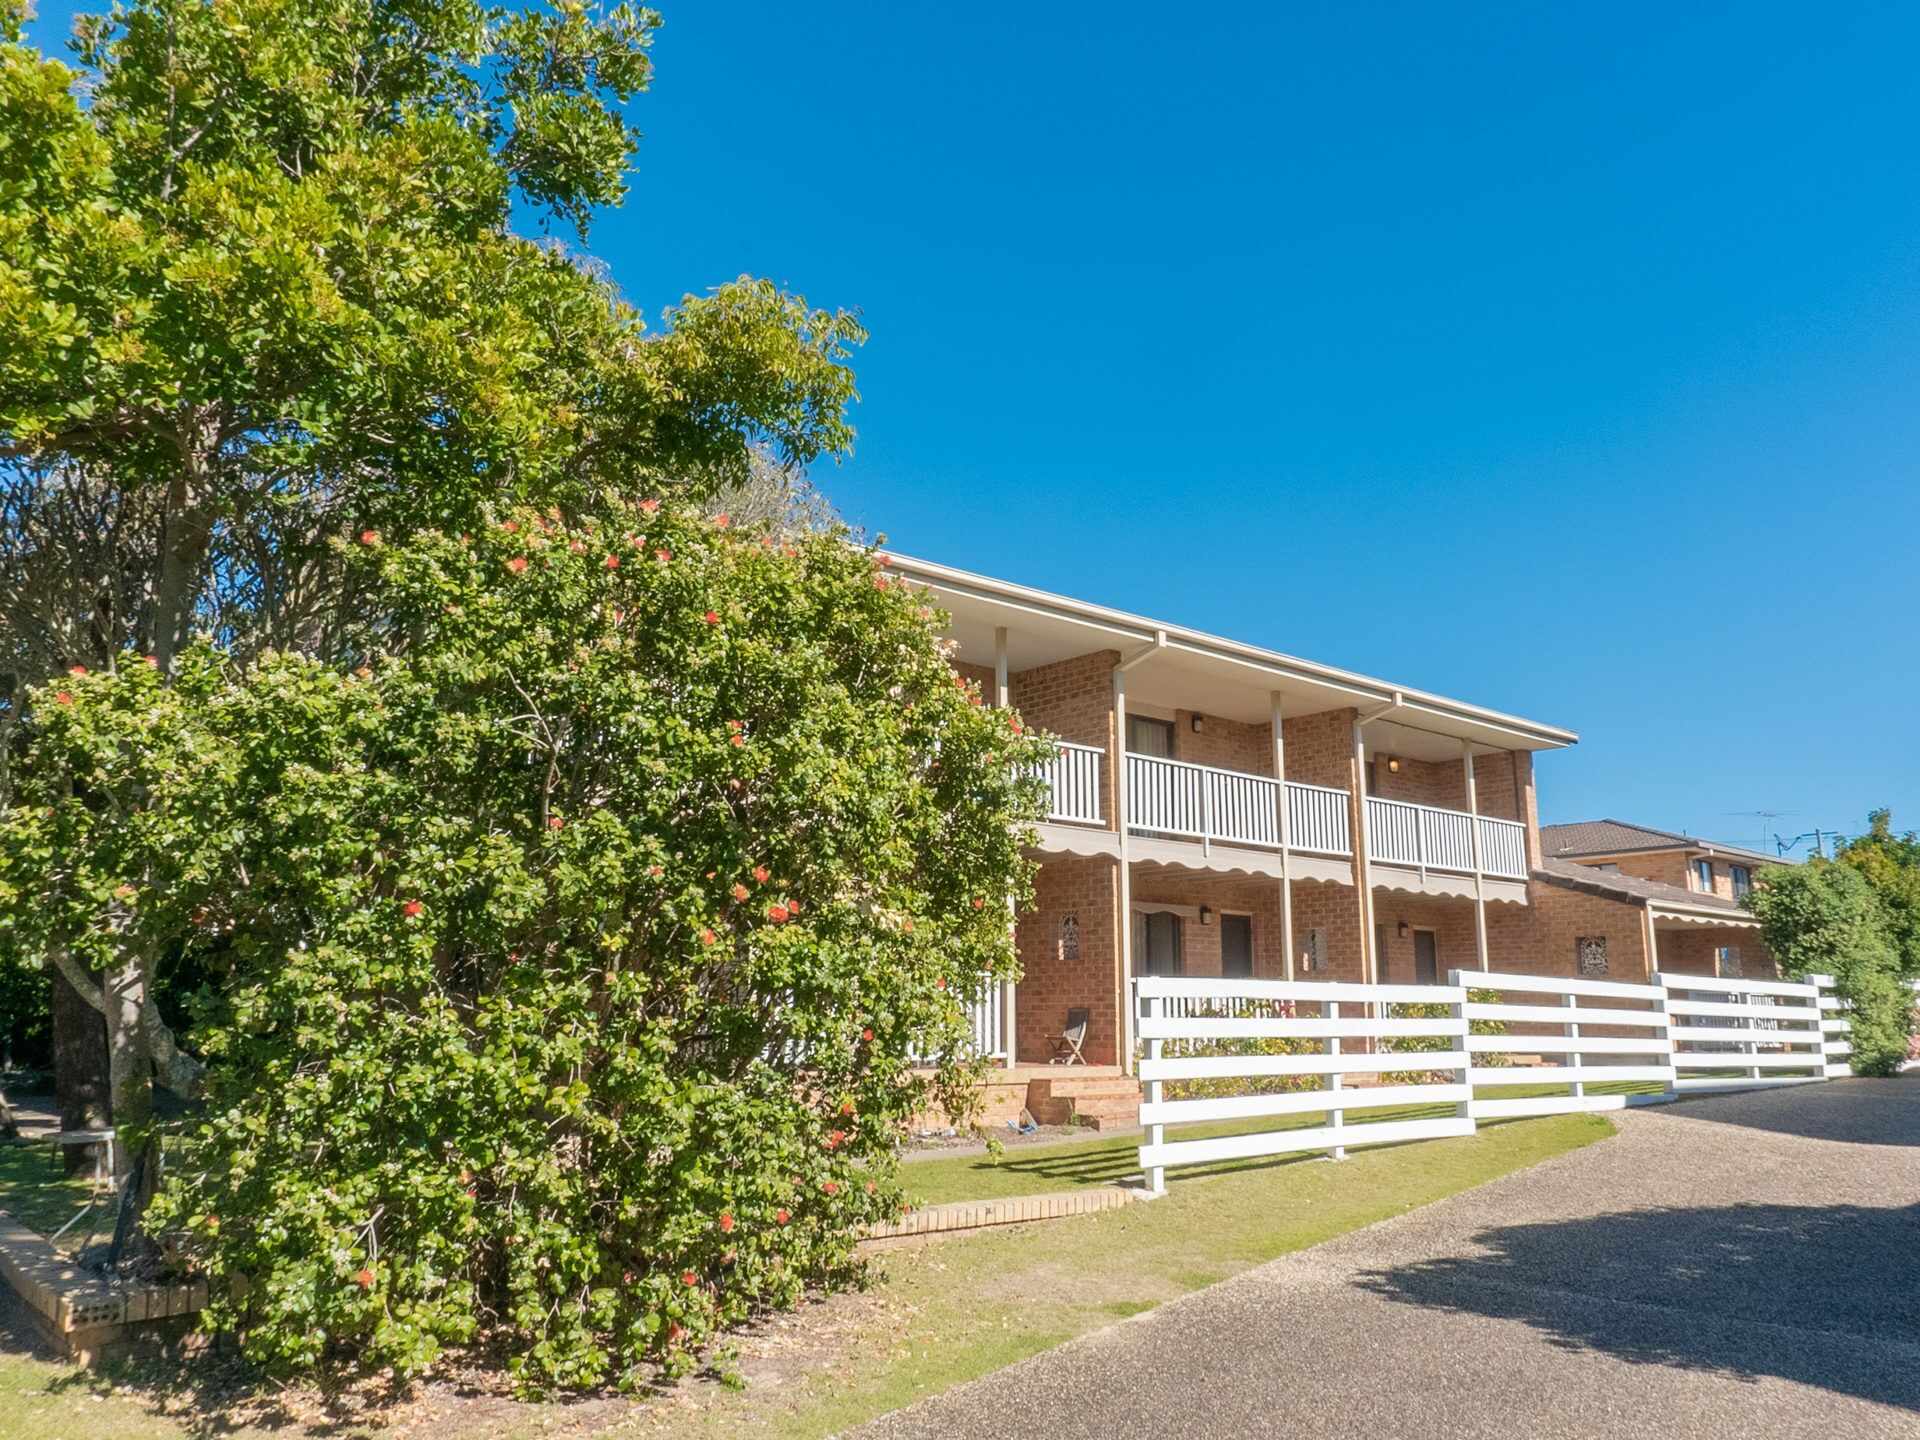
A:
1731;864;1752;899
1693;859;1715;892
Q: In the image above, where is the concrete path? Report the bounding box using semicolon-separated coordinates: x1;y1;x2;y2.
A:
853;1077;1920;1439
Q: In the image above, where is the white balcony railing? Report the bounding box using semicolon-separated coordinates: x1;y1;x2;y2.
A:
1365;796;1529;881
966;981;1007;1060
1124;754;1354;856
1027;740;1105;826
1287;780;1354;857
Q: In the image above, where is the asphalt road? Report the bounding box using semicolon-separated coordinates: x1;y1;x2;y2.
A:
852;1076;1920;1440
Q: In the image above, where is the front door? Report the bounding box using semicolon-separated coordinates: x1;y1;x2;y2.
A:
1220;913;1253;978
1413;929;1438;985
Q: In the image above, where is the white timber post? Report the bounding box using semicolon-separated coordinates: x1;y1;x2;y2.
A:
1272;691;1295;981
1451;987;1474;1126
1353;719;1380;988
1326;998;1346;1160
1143;984;1165;1193
1744;985;1762;1081
1463;740;1490;971
1114;663;1135;1075
995;627;1016;1066
1565;990;1584;1100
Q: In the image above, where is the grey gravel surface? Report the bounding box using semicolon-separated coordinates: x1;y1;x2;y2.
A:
849;1077;1920;1439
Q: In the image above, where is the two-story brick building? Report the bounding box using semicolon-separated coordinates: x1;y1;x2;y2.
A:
892;555;1788;1124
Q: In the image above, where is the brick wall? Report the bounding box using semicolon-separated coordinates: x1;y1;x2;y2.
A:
1170;711;1272;775
1370;755;1468;811
1371;895;1479;984
1010;651;1121;827
1280;709;1356;791
1484;883;1651;982
1014;855;1122;1064
1653;927;1779;979
1291;878;1367;983
1604;851;1695;889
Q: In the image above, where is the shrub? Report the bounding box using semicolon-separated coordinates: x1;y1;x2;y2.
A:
1750;861;1913;1076
8;505;1046;1386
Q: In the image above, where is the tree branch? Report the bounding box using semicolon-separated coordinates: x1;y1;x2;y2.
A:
47;944;107;1014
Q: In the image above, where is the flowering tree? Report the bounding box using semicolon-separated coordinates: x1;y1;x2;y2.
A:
0;0;862;1159
1;505;1045;1383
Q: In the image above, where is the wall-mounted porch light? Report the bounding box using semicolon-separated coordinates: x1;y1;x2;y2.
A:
1387;755;1401;773
1396;920;1408;938
1190;714;1206;733
1199;905;1214;926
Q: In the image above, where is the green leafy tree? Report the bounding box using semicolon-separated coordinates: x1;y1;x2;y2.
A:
2;505;1045;1383
0;0;862;1168
1749;861;1912;1076
1835;810;1920;981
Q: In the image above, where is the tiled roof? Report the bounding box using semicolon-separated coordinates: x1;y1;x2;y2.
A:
1534;856;1750;914
1540;819;1784;867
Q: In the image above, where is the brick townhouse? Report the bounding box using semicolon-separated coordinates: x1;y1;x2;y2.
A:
892;553;1769;1122
1536;819;1786;981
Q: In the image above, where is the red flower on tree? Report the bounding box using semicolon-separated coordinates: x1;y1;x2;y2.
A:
704;610;720;625
54;692;72;704
353;1268;375;1289
731;883;749;901
681;1270;698;1286
700;928;718;946
360;529;380;546
502;519;520;533
713;513;731;529
604;554;620;569
775;1208;790;1225
753;866;770;884
822;1180;838;1195
654;549;672;563
767;903;791;924
402;900;423;917
719;1213;735;1233
547;815;565;829
640;498;661;513
507;556;529;574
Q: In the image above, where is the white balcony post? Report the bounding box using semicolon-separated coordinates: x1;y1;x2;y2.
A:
1272;691;1295;981
996;627;1016;1065
1353;719;1381;987
1464;741;1490;971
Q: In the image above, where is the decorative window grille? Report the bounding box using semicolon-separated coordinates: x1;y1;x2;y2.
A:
1059;912;1079;961
1577;935;1608;976
1716;945;1742;978
1302;926;1327;972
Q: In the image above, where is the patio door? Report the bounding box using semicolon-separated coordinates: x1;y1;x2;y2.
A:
1133;910;1184;977
1220;913;1253;978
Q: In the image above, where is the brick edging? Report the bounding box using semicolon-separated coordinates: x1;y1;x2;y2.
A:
865;1184;1155;1241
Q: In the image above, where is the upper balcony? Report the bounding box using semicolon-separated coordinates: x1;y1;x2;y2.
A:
1028;743;1529;883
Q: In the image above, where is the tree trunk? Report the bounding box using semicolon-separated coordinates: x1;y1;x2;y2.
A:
51;961;109;1175
103;952;152;1186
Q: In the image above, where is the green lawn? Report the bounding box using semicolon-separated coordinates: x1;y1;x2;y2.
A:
0;1142;99;1238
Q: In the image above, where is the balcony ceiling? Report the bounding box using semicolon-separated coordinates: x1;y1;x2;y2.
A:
895;554;1575;757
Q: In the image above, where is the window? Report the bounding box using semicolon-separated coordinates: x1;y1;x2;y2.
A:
1577;936;1608;976
1058;912;1079;961
1592;863;1620;874
1364;759;1378;795
1126;714;1176;759
1716;945;1742;978
1731;865;1752;900
1693;859;1715;892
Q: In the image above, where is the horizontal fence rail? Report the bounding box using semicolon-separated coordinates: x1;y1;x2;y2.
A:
1030;740;1105;826
1136;969;1853;1191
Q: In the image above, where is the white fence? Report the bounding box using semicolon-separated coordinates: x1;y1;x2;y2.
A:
1031;740;1104;826
1662;971;1838;1092
1136;977;1475;1193
1135;969;1853;1190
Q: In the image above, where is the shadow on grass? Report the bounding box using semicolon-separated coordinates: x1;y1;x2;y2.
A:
1358;1200;1920;1410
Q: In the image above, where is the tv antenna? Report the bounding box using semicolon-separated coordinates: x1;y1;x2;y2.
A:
1724;810;1794;853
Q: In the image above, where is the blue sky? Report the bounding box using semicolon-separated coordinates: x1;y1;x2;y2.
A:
26;2;1920;853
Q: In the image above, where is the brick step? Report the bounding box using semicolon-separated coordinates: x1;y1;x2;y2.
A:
1025;1074;1140;1128
1031;1076;1139;1099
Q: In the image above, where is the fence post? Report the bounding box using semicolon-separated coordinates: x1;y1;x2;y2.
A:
1743;986;1762;1081
1652;972;1677;1101
1143;984;1165;1194
1326;998;1346;1160
1564;990;1584;1101
1451;988;1474;1128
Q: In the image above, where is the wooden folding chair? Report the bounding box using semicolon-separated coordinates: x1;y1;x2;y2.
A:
1046;1006;1090;1065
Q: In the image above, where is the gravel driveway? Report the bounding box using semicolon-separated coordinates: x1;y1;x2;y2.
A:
851;1077;1920;1439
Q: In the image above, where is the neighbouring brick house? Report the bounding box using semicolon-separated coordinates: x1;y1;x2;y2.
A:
1536;820;1789;982
891;555;1800;1125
